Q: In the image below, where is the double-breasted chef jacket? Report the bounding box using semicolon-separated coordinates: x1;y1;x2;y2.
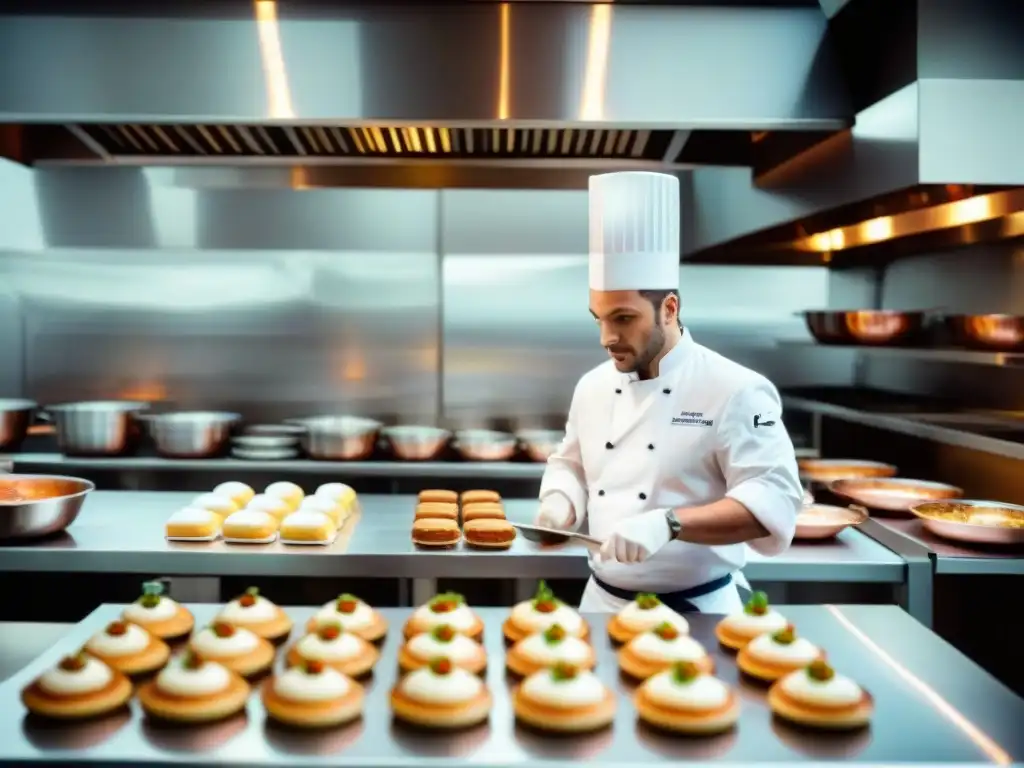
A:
539;328;803;613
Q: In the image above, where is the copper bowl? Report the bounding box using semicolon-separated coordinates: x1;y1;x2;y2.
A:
0;474;95;540
798;459;898;484
802;310;926;346
943;314;1024;352
830;477;963;516
795;504;868;540
910;500;1024;546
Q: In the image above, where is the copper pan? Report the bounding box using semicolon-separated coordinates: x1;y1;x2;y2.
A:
801;310;927;346
942;314;1024;352
910;500;1024;546
798;459;897;484
795;504;868;540
830;477;963;517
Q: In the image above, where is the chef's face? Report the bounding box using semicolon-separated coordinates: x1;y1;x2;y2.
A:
589;289;678;374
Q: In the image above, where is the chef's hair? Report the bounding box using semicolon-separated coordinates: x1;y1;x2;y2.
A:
638;289;683;329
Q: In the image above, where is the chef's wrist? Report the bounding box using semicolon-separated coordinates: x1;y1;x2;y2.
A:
661;507;683;541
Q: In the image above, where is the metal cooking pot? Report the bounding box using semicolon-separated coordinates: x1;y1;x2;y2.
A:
44;401;149;456
0;399;36;451
145;411;241;458
454;429;517;462
516;429;564;462
801;310;927;346
0;474;95;540
286;415;382;460
942;313;1024;352
382;425;451;461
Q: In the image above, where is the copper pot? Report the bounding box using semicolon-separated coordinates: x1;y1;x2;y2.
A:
801;310;926;346
942;314;1024;352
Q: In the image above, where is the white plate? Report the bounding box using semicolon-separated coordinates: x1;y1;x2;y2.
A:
280;532;339;547
223;534;278;545
165;534;219;542
231;447;299;461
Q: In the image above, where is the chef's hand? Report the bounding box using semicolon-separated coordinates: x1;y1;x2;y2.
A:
534;493;576;531
597;509;672;564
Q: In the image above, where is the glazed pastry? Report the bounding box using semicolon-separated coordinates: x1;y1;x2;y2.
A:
307;593;389;643
189;621;275;677
619;622;713;680
138;651;250;723
768;659;873;730
122;581;194;640
245;493;293;521
265;481;304;510
404;592;484;641
85;620;170;676
460;489;500;505
607;593;688;644
506;623;596;678
412;518;461;547
461;502;505;522
190;493;239;520
21;652;132;720
738;624;824;682
418;489;458;505
315;482;358;511
263;659;365;729
716;591;788;651
503;581;588;644
463;518;516;549
280;511;337;544
213;481;255;508
414;502;459;521
216;587;293;642
390;657;492;729
635;661;740;735
165;507;221;540
513;661;615;733
299;496;344;526
399;624;487;675
222;509;279;542
286;622;379;678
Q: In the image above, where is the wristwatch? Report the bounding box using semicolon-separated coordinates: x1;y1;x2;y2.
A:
664;508;682;540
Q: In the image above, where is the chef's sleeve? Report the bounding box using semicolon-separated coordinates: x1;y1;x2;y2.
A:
538;381;588;529
715;378;802;556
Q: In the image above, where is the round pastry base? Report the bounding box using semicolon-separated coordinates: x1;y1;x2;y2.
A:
86;635;171;677
411;536;461;548
634;686;739;735
618;647;714;681
286;642;379;679
606;616;642;646
737;648;819;684
21;672;133;720
125;605;195;642
714;622;755;652
460;491;501;505
138;673;251;723
262;679;365;729
502;618;590;645
389;687;492;730
418;491;459;505
398;645;487;676
463;538;514;550
505;643;596;679
767;684;874;730
403;617;484;643
306;612;389;644
512;685;615;734
221;610;293;644
189;636;276;679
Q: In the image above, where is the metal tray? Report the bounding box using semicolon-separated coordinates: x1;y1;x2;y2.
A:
829;478;963;517
798;459;898;484
910;499;1024;546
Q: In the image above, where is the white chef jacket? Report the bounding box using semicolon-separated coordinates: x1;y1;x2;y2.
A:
539;328;802;611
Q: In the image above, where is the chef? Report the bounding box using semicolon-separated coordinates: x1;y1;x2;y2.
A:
534;171;803;614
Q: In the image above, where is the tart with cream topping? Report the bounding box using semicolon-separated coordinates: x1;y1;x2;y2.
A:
191;493;239;520
245;494;293;521
513;661;615;733
21;652;132;719
121;581;194;640
502;581;588;644
213;481;255;509
737;624;824;682
307;593;389;643
618;622;713;680
264;481;304;511
298;496;344;527
188;621;276;678
390;657;492;729
216;587;293;643
608;593;689;645
715;591;788;651
316;482;359;514
635;661;739;734
84;620;170;676
263;659;365;729
404;593;484;642
138;651;250;723
768;659;873;730
506;623;596;678
286;622;379;678
399;624;487;675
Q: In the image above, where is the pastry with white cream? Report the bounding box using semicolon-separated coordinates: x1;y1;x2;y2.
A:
635;661;739;734
513;661;615;733
121;581;194;640
21;652;132;719
737;624;824;682
307;593;388;643
619;622;713;680
165;507;221;541
188;621;276;678
138;651;250;723
190;493;239;520
715;591;788;651
608;593;689;644
390;657;492;729
222;509;279;542
264;481;304;511
404;592;484;642
503;581;588;644
85;620;170;676
399;624;487;675
245;493;293;521
286;622;379;678
215;587;293;642
768;659;873;730
506;623;596;678
280;510;337;544
213;481;255;508
263;659;365;729
298;496;344;526
316;482;359;513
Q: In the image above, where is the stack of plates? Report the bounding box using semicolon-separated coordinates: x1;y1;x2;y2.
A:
231;425;303;461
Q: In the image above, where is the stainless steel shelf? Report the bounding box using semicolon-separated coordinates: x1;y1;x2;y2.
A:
779;340;1024;367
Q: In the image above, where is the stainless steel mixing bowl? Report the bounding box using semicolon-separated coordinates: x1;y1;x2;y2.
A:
382;425;452;460
454;429;518;461
0;474;95;540
516;429;565;462
0;399;36;451
145;411;241;458
44;401;149;456
286;415;382;460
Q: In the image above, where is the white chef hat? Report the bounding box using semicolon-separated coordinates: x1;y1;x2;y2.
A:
588;171;680;291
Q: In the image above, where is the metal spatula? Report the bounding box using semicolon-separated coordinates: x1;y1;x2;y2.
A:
512;522;604;548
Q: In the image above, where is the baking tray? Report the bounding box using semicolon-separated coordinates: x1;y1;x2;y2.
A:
0;605;1012;766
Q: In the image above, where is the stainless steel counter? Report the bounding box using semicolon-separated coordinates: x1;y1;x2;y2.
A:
0;604;1021;767
0;492;904;583
870;518;1024;576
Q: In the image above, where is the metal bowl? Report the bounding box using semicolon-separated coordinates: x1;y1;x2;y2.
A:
382;425;451;461
286;416;382;460
798;459;898;484
454;429;517;462
942;314;1024;352
802;310;926;346
145;411;241;458
0;398;36;451
795;503;868;541
0;474;95;540
516;429;564;462
910;499;1024;546
830;477;963;516
44;401;149;456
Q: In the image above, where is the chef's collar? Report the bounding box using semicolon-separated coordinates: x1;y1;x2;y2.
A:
621;327;693;384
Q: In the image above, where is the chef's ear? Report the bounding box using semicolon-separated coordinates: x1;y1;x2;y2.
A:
662;292;680;326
